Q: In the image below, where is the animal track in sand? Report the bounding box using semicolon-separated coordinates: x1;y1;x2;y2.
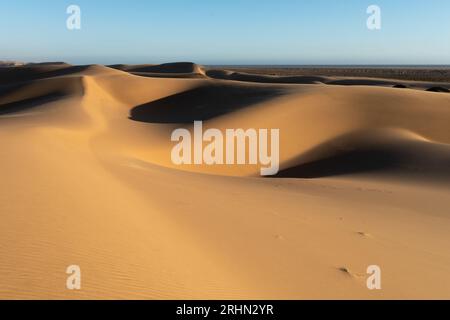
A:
337;267;365;279
273;234;285;240
356;231;373;238
338;267;353;276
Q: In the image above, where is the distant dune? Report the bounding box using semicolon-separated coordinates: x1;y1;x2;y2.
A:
205;67;450;91
110;62;206;79
0;60;26;67
1;62;450;299
215;66;450;83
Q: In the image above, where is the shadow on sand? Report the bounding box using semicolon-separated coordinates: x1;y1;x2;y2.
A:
274;132;450;183
0;93;65;116
129;84;286;124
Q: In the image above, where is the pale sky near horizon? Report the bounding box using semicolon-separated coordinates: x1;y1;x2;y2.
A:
1;0;450;65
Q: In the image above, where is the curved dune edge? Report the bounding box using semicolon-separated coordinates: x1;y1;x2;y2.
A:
276;128;450;184
1;64;450;299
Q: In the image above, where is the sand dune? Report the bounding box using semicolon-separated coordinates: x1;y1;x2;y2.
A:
111;62;206;79
205;67;450;93
1;63;450;299
276;128;450;184
217;66;450;82
205;69;328;84
112;62;203;74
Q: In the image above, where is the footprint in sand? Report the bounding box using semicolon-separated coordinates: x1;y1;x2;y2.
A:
338;267;365;279
273;234;285;240
356;231;373;238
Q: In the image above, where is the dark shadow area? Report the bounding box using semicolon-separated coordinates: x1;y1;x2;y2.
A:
0;82;29;97
0;92;65;115
131;72;205;79
206;70;327;84
111;62;198;74
276;148;404;178
426;86;450;93
393;84;409;89
129;84;286;123
0;65;91;85
326;79;398;86
274;133;450;182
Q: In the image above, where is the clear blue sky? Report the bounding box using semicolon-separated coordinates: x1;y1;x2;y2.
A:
1;0;450;65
